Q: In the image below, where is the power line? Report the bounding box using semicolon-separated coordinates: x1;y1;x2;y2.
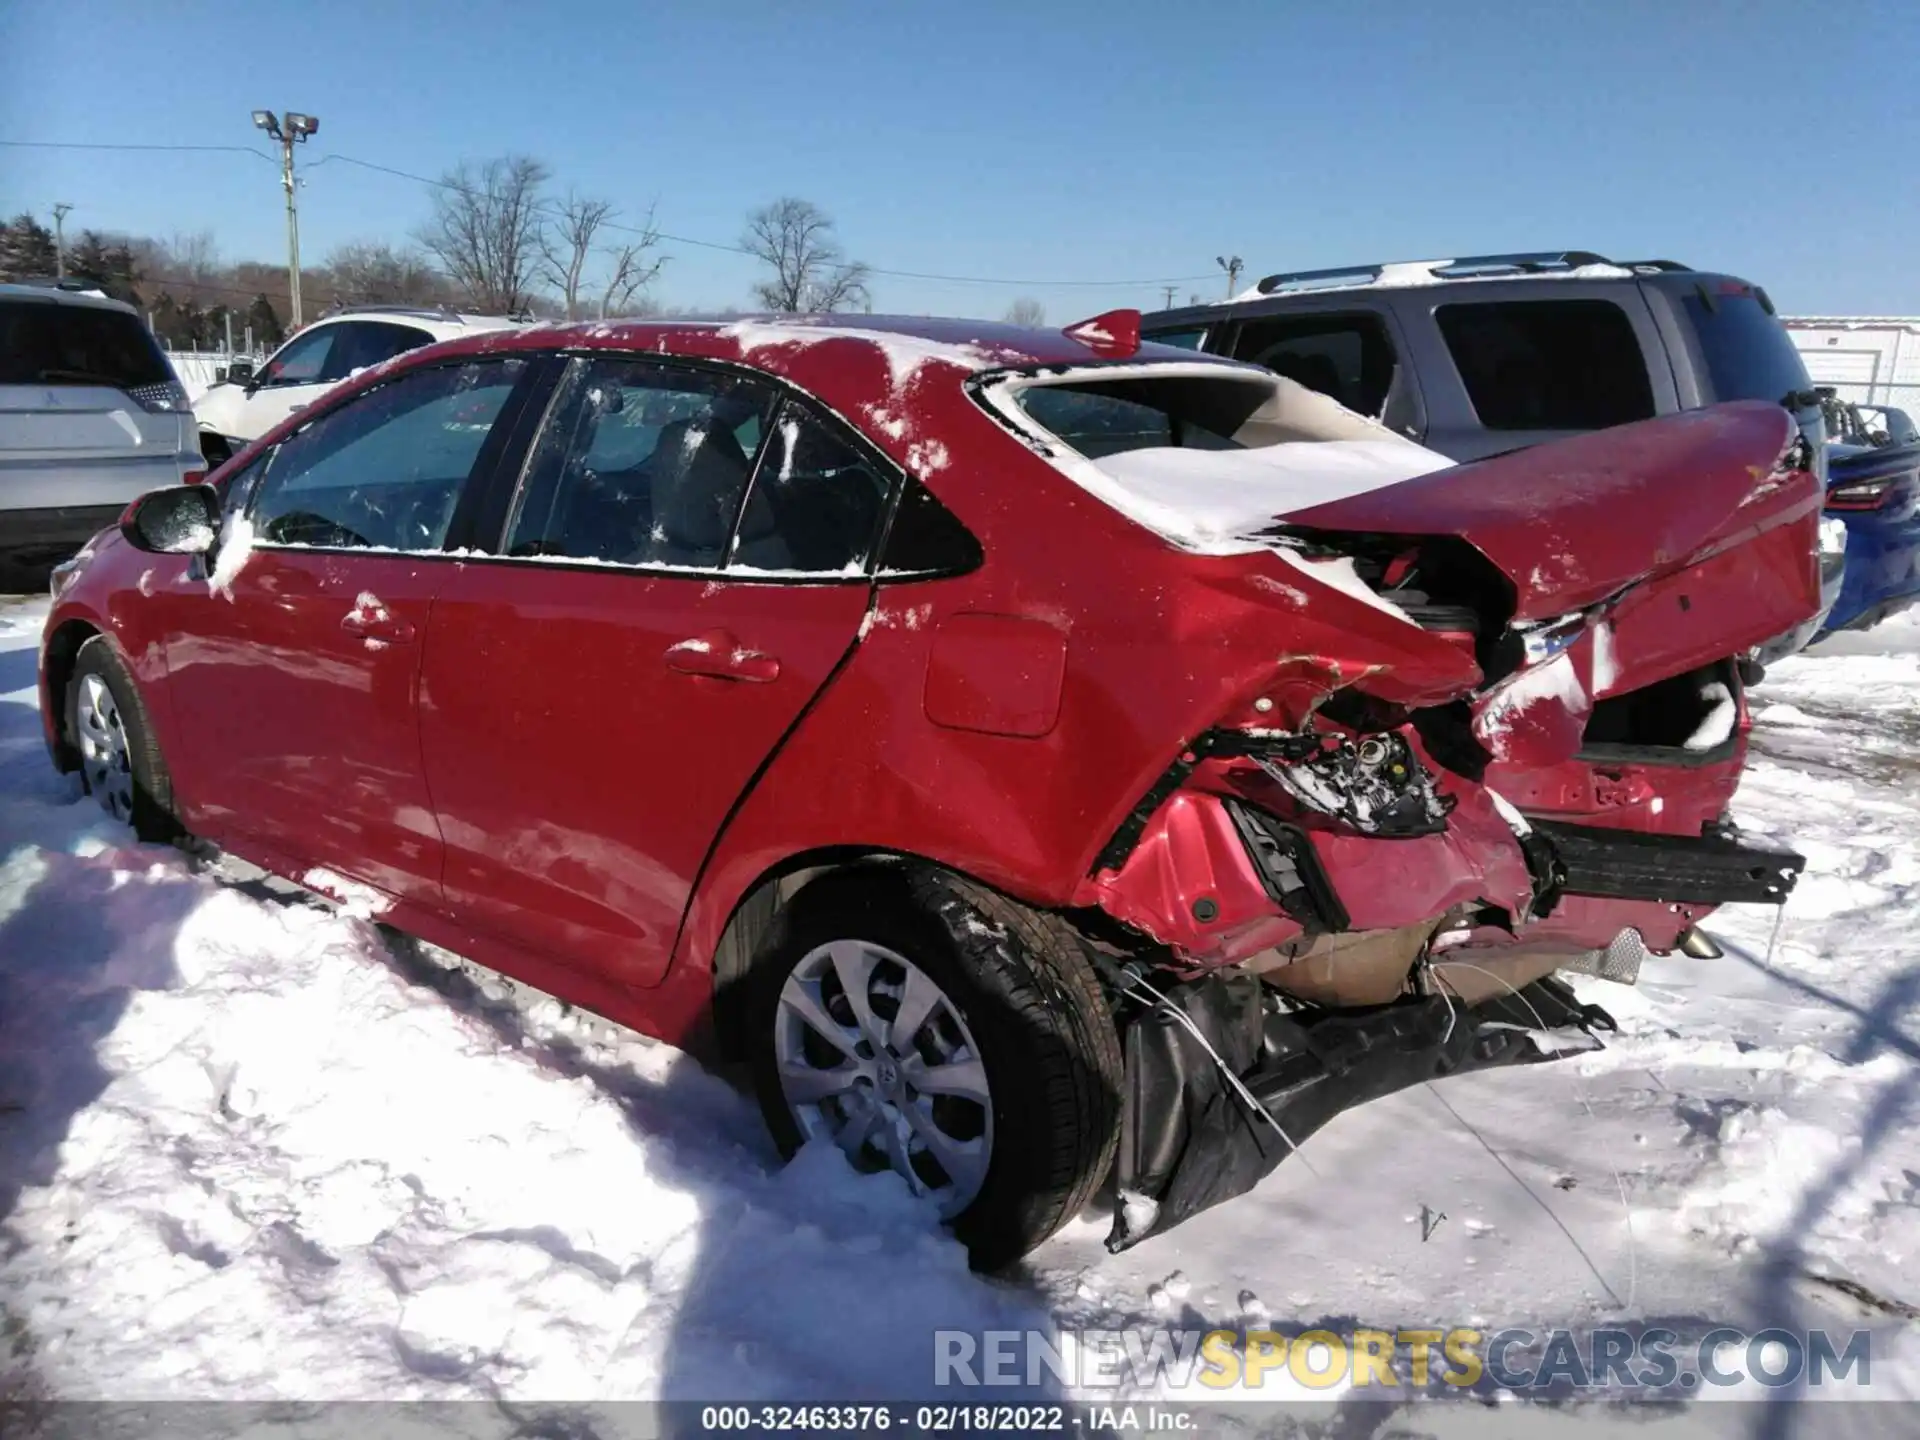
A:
2;137;1221;291
0;139;274;161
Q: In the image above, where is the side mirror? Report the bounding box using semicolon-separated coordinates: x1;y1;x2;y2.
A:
120;485;222;555
227;359;256;386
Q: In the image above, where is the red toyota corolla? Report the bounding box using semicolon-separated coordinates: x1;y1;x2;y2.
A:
39;311;1816;1267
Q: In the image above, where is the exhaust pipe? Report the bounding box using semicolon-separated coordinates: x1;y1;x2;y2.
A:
1677;926;1723;959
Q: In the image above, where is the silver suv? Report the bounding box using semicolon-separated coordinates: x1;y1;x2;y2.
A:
0;282;201;565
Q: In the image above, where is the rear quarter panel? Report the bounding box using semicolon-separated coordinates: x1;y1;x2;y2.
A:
672;364;1486;982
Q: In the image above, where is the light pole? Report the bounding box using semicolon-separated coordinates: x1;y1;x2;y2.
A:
51;202;72;279
252;109;319;329
1216;254;1243;299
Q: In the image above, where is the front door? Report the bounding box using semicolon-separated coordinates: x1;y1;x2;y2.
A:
164;354;534;906
418;355;893;987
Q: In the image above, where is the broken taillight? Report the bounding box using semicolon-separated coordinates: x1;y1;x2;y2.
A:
1249;728;1455;838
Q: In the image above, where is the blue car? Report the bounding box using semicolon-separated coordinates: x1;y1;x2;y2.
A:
1820;394;1920;635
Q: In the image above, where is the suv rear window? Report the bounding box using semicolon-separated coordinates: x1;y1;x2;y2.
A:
1437;299;1654;430
1679;287;1812;406
0;299;173;390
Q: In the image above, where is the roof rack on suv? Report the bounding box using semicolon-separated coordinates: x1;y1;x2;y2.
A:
1252;250;1693;295
317;301;472;323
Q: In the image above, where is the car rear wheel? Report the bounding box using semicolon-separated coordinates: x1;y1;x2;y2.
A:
67;637;177;843
747;865;1122;1270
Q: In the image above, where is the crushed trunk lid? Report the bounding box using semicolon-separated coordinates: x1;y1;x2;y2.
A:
1277;402;1823;764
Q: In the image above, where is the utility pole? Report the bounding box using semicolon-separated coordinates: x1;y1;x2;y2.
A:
251;109;319;329
1216;254;1243;299
1161;284;1177;310
51;202;73;279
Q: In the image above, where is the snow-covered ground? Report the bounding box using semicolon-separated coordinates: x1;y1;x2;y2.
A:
4;593;1920;1431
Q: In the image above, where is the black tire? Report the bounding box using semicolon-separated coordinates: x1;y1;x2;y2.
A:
66;637;179;843
746;864;1122;1270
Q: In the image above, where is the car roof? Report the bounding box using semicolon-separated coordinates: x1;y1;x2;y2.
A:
304;306;523;337
0;281;142;316
399;312;1221;379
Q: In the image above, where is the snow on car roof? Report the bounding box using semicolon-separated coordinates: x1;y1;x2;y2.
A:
453;312;1213;377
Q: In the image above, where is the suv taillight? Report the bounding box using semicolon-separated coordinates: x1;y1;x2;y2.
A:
1828;477;1900;512
127;380;192;413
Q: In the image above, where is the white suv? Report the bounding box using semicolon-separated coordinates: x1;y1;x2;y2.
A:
0;281;202;566
194;305;523;465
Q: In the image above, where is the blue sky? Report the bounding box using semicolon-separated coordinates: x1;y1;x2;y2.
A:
2;0;1916;320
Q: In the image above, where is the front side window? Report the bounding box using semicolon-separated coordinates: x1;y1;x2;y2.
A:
257;325;338;387
505;358;778;568
249;358;525;552
1231;313;1397;418
1436;299;1654;431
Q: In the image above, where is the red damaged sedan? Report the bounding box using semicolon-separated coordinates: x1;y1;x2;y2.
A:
38;311;1816;1267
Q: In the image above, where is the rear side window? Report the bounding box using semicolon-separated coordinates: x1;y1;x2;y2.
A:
321;321;435;381
1231;313;1398;418
0;299;172;389
733;403;893;573
1680;288;1812;406
1437;299;1654;430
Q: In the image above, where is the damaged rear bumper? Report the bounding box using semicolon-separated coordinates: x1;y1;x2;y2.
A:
1108;969;1614;1251
1083;758;1806;1249
1080;769;1804;971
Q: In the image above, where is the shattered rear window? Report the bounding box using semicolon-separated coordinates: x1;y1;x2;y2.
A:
1013;376;1260;459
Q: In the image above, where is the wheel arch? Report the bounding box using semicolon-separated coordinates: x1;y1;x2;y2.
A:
41;618;104;771
709;845;1006;1061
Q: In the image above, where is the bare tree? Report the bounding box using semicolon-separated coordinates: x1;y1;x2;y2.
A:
741;197;870;313
167;230;222;290
415;155;551;315
1004;297;1046;327
326;241;446;306
540;194;667;320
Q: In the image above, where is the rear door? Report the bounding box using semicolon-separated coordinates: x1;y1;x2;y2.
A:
1394;284;1679;461
163;354;536;905
0;295;192;509
418;354;887;988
